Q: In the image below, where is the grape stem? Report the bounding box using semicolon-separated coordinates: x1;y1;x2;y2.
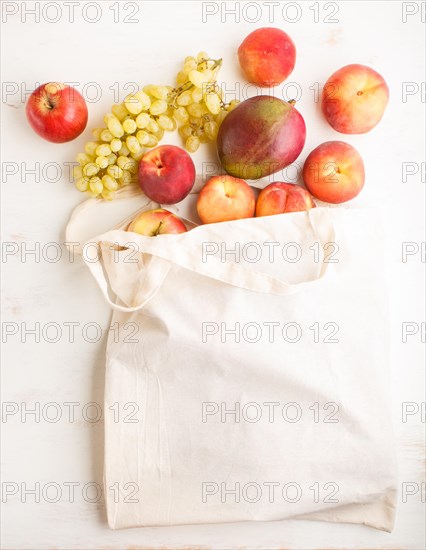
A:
169;58;223;108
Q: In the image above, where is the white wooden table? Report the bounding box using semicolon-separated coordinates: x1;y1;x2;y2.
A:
1;1;425;548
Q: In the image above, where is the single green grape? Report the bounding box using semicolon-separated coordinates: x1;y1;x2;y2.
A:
149;99;168;116
177;90;192;106
126;136;141;154
204;120;219;141
102;174;118;191
157;114;174;131
84;141;99;156
95;156;109;169
173;106;189;124
112;103;129;121
107;164;123;179
89;176;103;195
187;103;204;118
76;153;93;166
100;129;114;142
145;134;158;147
110;138;122;152
75;177;89;192
135;112;151;129
96;143;112;157
122;118;137;134
136;130;149;145
124;94;143;115
147;120;160;134
83;163;100;177
185;135;200;153
106;153;117;165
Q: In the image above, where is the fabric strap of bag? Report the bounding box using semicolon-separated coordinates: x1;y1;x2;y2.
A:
81;208;335;312
65;185;156;255
66;181;336;312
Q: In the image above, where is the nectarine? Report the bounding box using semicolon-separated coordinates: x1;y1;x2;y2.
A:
238;27;296;87
138;145;196;204
127;209;187;236
322;64;389;134
197;175;255;224
302;141;365;204
256;182;315;216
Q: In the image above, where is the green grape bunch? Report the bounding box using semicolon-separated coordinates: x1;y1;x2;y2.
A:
73;51;239;199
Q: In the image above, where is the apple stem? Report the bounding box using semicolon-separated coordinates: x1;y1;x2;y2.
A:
43;93;55;110
288;99;296;106
154;220;163;236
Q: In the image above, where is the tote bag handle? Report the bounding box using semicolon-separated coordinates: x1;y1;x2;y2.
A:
81;207;335;312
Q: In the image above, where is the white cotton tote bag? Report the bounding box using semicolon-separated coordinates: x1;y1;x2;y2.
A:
67;187;397;532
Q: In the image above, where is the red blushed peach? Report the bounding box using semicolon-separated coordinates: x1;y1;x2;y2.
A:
322;64;389;134
302;141;365;204
127;209;187;236
138;145;196;204
256;182;316;216
238;27;296;87
197;175;256;224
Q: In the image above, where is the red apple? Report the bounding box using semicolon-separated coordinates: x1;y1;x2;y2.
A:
256;182;316;216
238;27;296;87
197;175;255;224
322;64;389;134
138;145;196;204
26;82;88;143
302;141;365;204
127;209;187;236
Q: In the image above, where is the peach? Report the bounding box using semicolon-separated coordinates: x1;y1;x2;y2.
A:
197;175;255;224
302;141;365;204
127;209;187;236
256;182;316;217
138;145;196;204
238;27;296;87
322;64;389;134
